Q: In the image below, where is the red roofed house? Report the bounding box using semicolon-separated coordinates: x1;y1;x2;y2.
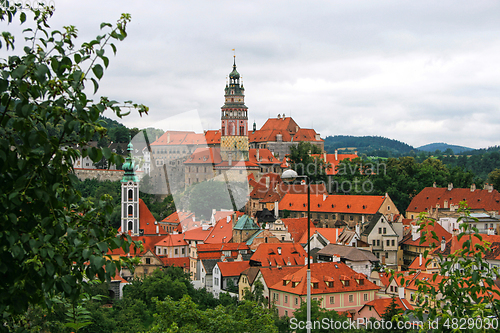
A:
405;183;500;220
154;234;189;258
357;297;413;322
248;115;324;159
249;243;307;267
400;220;452;269
269;262;379;318
184;147;222;186
279;192;399;228
213;261;250;298
268;217;316;243
159;211;195;233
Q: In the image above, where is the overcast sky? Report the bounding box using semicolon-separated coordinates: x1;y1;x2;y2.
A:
5;0;500;149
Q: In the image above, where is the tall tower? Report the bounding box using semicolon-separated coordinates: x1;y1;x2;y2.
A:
220;56;249;161
121;139;140;235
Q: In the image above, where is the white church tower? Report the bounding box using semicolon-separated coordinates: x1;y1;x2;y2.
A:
121;139;140;235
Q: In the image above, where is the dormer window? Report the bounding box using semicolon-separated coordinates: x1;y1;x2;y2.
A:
313;283;319;289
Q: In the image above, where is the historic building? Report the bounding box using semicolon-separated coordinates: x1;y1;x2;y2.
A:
220;56;249;162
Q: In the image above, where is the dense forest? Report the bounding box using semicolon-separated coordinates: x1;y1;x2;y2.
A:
324;135;416;157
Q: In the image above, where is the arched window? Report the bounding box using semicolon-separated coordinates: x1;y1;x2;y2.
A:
128;205;133;216
128;221;133;231
128;189;133;200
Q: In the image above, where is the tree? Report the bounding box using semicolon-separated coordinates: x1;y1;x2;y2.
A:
487;168;500;191
288;141;330;185
0;4;146;327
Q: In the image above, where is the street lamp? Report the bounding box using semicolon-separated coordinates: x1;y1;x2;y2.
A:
281;169;311;333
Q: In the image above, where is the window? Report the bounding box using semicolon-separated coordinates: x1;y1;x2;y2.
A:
175;249;178;255
285;295;288;303
392;239;395;246
383;227;387;234
372;240;376;246
364;293;368;301
344;280;350;287
145;258;151;264
377;240;380;246
181;248;185;255
378;227;382;234
285;310;288;317
128;221;133;231
164;249;167;255
128;205;133;216
128;189;133;200
385;252;389;258
329;296;335;304
295;297;298;305
144;268;148;275
386;240;390;246
349;295;353;302
273;293;278;301
313;283;319;289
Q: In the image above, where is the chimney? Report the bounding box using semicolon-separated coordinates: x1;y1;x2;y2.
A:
355;223;360;236
277;113;281;119
433;182;436;188
156;225;159;234
274;201;279;218
315;133;320;140
335;149;338;161
332;254;340;263
167;132;170;144
411;225;420;241
419;253;422;266
440;236;446;252
295;125;299;133
323;151;327;162
232;212;237;227
488;227;495;235
277;247;282;255
448;183;453;191
323;193;327;201
471;184;476;192
256;148;260;161
265;176;270;189
489;184;494;193
398;287;405;299
283;113;285;118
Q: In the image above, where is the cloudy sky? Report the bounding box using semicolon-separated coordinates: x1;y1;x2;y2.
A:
5;0;500;149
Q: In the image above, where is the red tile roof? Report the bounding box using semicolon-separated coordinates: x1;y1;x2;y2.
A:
204;212;244;244
432;234;500;261
248;148;279;164
259;117;299;133
159;256;190;268
408;255;433;271
250;243;307;267
151;131;196;146
259;266;302;289
280;218;316;242
138;199;169;236
270;262;378;295
407;186;500;213
293;128;322;142
197;242;249;252
280;193;386;214
361;297;414;316
313;152;359;176
217;261;251;277
298;228;339;244
183;226;212;241
109;235;168;256
161;211;195;224
154;234;188;247
400;221;452;248
204;130;221;145
184;147;222;165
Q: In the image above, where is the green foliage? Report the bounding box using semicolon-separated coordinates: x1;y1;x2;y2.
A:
0;5;146;328
324;135;415;157
400;203;500;332
148;295;278;333
487;168;500;191
288;141;330;184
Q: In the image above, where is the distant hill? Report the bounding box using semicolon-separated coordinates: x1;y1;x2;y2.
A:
417;142;472;154
323;135;416;157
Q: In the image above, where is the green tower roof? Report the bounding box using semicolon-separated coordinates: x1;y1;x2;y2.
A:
121;138;139;182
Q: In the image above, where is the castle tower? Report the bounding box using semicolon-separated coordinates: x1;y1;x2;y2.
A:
220;56;249;161
121;139;140;235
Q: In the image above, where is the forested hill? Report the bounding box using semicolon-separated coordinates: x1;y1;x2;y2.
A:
417;142;472;154
323;135;416;157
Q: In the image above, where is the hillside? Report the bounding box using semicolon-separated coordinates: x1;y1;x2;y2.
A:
323;135;416;157
417;142;472;154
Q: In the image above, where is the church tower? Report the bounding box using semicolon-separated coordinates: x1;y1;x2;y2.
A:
121;139;140;235
220;56;249;161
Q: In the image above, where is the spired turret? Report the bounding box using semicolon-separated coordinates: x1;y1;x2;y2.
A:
221;55;249;161
121;138;140;235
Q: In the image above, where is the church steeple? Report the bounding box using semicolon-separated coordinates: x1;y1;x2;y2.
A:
221;54;249;161
121;137;140;235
